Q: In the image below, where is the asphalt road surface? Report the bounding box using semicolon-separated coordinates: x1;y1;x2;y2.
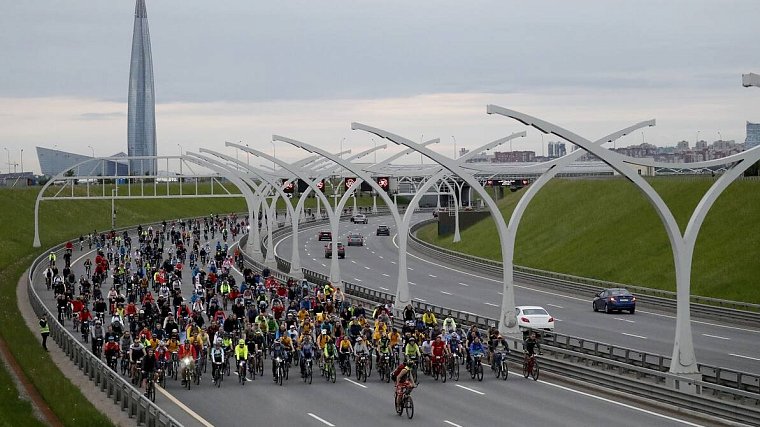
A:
31;225;711;427
275;213;760;375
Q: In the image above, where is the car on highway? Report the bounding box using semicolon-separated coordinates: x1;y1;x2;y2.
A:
516;306;555;332
376;225;390;236
346;233;364;246
350;214;368;224
324;242;345;259
593;288;636;314
318;231;332;241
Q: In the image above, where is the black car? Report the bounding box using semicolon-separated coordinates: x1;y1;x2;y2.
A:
318;231;332;241
376;225;390;236
593;288;636;314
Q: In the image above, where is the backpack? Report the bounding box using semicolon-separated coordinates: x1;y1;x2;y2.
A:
391;364;405;382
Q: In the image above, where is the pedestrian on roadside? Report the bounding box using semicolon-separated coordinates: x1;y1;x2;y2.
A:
39;317;50;351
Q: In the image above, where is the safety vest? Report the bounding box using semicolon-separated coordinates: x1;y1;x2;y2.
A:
40;323;50;334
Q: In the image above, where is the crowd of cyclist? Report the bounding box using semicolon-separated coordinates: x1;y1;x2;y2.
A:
42;213;543;406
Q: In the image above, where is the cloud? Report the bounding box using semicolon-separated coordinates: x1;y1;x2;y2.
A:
78;112;124;121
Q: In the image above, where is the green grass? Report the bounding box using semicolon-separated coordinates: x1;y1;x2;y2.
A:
417;177;760;303
0;187;246;426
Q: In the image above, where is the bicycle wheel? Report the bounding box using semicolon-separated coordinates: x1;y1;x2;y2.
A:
278;367;284;386
330;366;336;383
284;364;289;381
307;366;313;384
148;381;156;402
476;364;483;381
493;362;501;378
432;364;439;381
531;360;539;381
346;362;352;377
225;362;231;376
523;361;530;378
441;365;447;383
453;362;459;381
395;396;403;416
405;395;414;419
501;361;509;380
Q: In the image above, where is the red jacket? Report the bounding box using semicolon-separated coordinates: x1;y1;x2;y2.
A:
178;345;197;360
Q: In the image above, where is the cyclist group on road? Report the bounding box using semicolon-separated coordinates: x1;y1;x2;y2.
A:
42;213;543;411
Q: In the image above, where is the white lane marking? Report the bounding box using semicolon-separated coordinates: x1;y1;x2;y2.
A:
622;333;647;339
484;302;499;307
458;282;469;287
497;292;502;295
312;258;317;261
321;263;326;267
444;421;464;427
354;278;363;282
455;384;485;395
547;304;563;309
371;251;375;254
156;387;214;427
390;261;397;264
351;260;357;264
701;334;730;340
364;266;371;270
540;380;705;427
429;274;437;278
407;267;414;271
414;298;426;302
441;291;452;295
390;233;760;335
378;255;384;259
308;413;336;427
344;377;368;388
614;317;635;324
409;282;417;286
730;353;760;361
380;286;390;291
382;273;390;277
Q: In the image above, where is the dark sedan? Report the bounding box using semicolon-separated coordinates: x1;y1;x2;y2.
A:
593;288;636;314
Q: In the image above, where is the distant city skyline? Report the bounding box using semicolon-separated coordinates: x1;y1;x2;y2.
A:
1;0;759;174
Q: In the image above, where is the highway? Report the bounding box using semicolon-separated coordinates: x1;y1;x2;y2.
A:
275;213;760;375
30;225;709;427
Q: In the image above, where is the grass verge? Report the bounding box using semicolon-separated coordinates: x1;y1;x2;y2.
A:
417;177;760;303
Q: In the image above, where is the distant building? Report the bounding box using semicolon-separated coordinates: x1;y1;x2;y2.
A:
493;151;536;163
547;141;566;159
36;147;128;177
746;122;760;149
0;172;35;187
676;140;690;151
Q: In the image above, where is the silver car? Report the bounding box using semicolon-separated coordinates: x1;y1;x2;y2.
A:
347;233;364;246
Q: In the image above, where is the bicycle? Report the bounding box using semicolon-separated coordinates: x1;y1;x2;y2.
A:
492;351;509;380
302;357;313;384
431;354;447;383
255;349;264;377
144;372;156;402
355;353;369;383
523;353;539;381
448;352;460;381
237;359;247;385
181;357;194;390
406;356;419;383
469;353;484;381
378;352;392;383
394;385;415;419
323;357;336;383
273;356;285;386
212;362;224;388
339;353;352;377
120;352;130;376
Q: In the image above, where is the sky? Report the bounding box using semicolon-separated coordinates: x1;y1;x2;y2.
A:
1;0;759;174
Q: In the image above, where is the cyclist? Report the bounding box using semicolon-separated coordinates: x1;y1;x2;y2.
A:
468;336;486;373
178;340;198;386
431;335;449;373
234;338;248;379
141;347;157;396
376;334;392;364
209;338;226;382
299;335;316;378
128;339;146;379
280;333;295;366
393;362;416;409
523;331;542;357
322;337;338;374
338;335;354;370
404;336;421;363
354;336;369;369
270;339;287;381
103;336;121;369
442;316;457;334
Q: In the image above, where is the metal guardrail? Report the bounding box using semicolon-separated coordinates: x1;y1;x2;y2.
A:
28;239;183;427
266;217;760;423
408;219;760;323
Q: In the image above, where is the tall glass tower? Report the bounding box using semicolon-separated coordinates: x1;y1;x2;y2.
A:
127;0;157;176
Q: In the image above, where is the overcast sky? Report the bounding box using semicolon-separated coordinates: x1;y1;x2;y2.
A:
2;0;759;174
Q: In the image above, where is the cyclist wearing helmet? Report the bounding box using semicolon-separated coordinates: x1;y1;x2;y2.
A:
210;340;225;382
270;339;286;380
234;338;248;378
404;336;421;363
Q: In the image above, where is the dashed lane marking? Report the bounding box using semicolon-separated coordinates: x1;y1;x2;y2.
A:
308;413;336;427
455;384;484;395
622;333;647;340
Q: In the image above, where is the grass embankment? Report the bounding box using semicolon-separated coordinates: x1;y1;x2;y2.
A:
417;177;760;303
0;186;247;426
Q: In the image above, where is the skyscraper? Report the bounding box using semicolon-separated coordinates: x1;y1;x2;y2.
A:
746;122;760;150
127;0;157;175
